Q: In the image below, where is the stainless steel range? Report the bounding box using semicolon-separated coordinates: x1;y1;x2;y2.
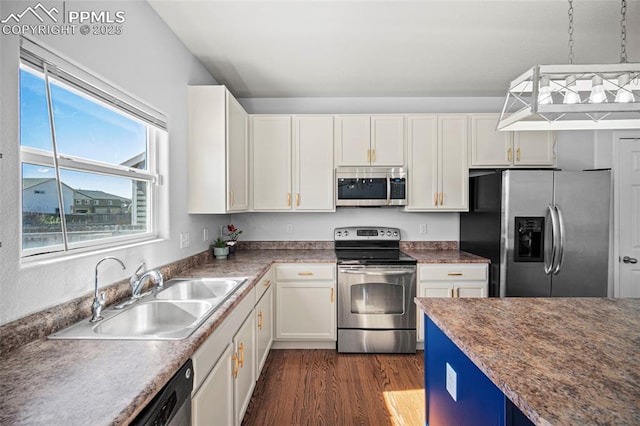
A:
335;226;417;354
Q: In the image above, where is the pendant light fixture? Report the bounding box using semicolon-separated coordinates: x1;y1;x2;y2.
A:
497;0;639;131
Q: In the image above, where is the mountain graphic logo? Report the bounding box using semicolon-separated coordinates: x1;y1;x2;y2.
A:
1;3;59;24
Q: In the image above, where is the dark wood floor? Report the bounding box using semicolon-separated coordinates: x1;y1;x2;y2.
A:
242;349;425;426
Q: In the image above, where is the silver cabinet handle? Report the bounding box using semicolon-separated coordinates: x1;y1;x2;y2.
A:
622;256;638;264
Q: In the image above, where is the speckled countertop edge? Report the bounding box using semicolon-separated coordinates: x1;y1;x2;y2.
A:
415;297;640;426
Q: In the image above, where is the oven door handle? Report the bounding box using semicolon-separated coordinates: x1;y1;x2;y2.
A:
339;269;414;276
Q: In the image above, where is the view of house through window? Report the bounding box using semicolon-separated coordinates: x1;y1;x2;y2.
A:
19;55;161;256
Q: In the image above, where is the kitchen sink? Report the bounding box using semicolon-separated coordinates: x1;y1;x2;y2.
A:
49;277;247;340
93;300;213;338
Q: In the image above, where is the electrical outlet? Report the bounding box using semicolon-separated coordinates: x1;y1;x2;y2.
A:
446;362;457;401
180;232;190;249
419;224;427;234
203;228;209;241
286;223;293;234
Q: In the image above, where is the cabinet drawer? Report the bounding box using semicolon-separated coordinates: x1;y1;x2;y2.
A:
255;267;274;303
276;264;336;281
419;264;487;281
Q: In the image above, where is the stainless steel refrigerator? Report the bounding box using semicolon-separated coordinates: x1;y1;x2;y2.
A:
460;170;611;297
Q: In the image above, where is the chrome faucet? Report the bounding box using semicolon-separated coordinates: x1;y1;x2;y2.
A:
91;256;126;322
129;262;164;298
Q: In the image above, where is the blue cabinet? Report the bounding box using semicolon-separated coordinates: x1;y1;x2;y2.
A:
424;315;533;426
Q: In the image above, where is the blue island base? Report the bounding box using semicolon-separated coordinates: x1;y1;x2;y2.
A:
425;315;534;426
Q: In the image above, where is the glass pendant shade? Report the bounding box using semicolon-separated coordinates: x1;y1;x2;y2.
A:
589;75;608;103
563;75;581;104
615;73;636;103
538;76;553;105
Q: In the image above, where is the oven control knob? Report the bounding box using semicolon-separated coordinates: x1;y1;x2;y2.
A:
386;231;391;236
344;230;349;237
393;231;398;237
336;231;342;237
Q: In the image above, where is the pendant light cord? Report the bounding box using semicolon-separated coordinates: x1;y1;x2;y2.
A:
567;0;575;64
620;0;627;63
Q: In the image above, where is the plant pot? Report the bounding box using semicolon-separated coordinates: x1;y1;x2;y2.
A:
227;244;236;255
213;246;229;260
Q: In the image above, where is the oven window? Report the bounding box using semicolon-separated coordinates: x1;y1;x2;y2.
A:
350;283;404;314
337;178;387;200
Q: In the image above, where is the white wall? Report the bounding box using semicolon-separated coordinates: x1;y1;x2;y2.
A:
0;1;227;325
231;209;459;241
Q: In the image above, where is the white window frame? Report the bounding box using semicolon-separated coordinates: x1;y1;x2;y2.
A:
19;37;166;259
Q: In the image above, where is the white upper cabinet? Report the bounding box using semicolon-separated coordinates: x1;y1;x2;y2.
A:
469;114;556;168
371;115;405;166
335;115;371;166
251;115;335;212
512;131;556;166
335;115;404;166
293;116;335;211
407;114;468;211
187;85;249;213
251;115;293;210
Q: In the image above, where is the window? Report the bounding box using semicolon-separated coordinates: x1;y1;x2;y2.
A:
20;38;166;257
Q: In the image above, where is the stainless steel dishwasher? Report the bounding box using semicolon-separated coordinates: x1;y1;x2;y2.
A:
131;359;193;426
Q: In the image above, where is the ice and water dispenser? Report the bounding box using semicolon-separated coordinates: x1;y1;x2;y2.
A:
514;217;544;262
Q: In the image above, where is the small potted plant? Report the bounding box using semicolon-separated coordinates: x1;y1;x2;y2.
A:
211;237;230;260
225;224;243;255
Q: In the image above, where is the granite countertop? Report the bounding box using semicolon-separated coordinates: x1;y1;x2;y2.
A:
0;246;486;425
415;297;640;426
0;249;335;426
403;249;489;263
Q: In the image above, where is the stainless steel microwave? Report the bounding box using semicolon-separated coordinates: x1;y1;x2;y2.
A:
335;167;407;206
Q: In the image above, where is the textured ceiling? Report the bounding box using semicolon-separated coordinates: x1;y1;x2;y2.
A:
148;0;640;98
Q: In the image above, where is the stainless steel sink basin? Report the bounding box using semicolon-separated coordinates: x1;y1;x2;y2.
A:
155;278;244;300
49;276;247;340
93;300;212;337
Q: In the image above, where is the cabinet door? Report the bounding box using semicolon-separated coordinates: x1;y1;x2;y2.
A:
251;116;292;210
439;115;469;211
455;282;488;298
192;343;234;426
406;115;439;210
276;281;336;340
371;115;405;166
234;313;256;426
417;282;454;342
469;114;513;167
293;115;335;211
227;94;249;211
335;115;371;166
255;285;273;377
513;131;556;166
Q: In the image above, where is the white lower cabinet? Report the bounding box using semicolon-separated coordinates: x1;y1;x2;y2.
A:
192;344;234;426
255;283;273;376
191;283;261;426
275;264;336;341
417;264;489;342
233;312;256;425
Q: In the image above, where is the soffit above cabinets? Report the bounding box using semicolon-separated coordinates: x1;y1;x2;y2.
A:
148;0;640;99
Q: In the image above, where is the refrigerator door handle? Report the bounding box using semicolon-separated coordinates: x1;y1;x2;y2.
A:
544;204;559;275
553;205;566;275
